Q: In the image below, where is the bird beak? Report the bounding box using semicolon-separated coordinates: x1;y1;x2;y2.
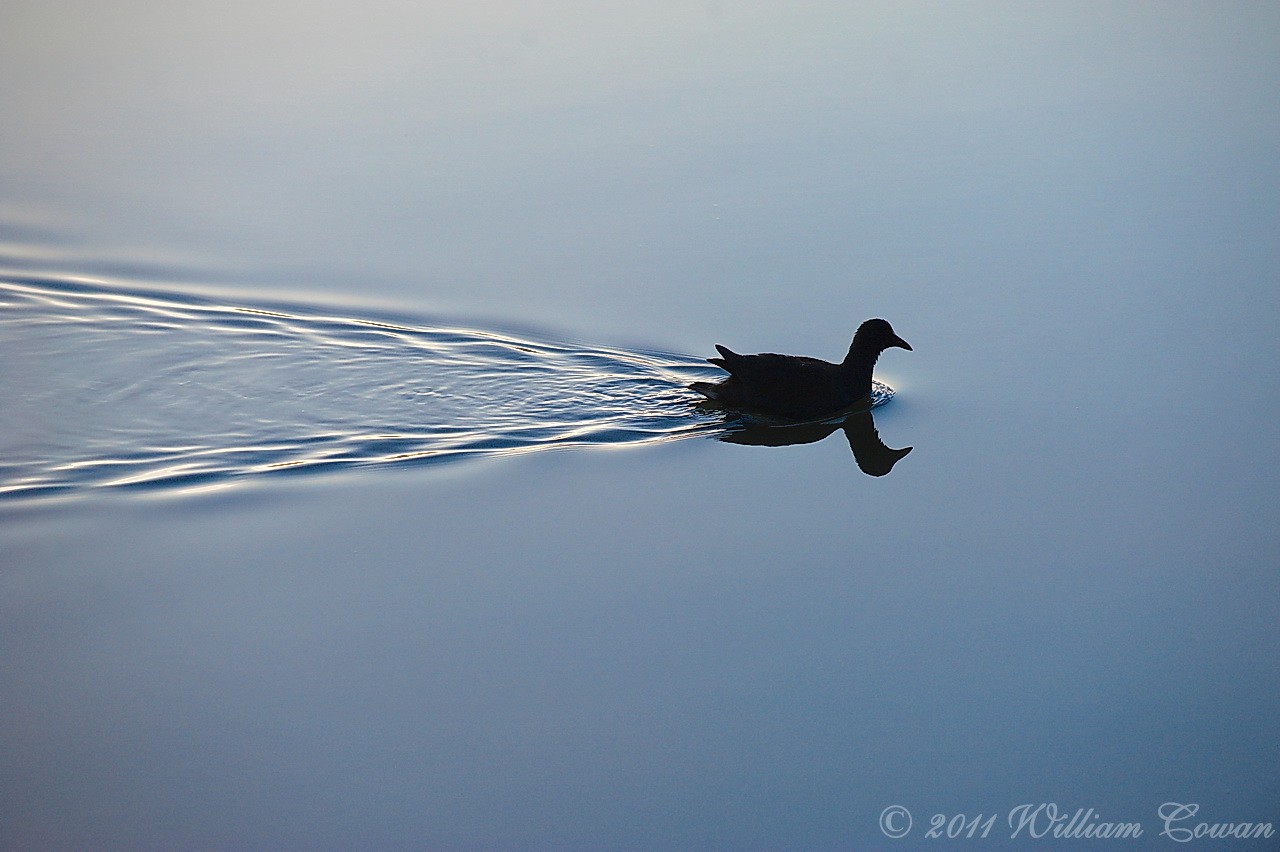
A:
892;335;912;351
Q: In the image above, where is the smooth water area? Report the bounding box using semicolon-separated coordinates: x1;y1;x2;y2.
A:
3;3;1278;848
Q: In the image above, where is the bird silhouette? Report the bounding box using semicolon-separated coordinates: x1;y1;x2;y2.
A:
690;318;911;420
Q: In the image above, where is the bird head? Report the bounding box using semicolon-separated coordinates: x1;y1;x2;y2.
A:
853;318;912;353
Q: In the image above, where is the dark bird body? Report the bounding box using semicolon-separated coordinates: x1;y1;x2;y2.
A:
690;318;911;420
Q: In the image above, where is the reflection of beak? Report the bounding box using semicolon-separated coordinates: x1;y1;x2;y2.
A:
893;336;912;351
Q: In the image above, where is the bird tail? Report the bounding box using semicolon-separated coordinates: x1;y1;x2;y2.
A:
706;344;740;372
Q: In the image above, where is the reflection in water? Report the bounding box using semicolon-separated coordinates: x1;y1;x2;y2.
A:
700;398;913;477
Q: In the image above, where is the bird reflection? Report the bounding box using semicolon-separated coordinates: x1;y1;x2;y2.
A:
698;402;912;477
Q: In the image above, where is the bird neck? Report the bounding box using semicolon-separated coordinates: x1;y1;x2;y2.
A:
841;341;880;368
839;347;879;390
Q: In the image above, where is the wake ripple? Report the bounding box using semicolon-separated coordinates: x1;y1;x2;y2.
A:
0;276;730;503
1;275;895;505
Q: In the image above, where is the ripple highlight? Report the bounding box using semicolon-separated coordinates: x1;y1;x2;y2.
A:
0;276;720;503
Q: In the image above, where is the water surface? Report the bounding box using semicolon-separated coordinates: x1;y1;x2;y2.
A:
2;2;1277;848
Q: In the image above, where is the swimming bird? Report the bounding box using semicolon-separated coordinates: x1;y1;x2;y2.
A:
690;318;911;420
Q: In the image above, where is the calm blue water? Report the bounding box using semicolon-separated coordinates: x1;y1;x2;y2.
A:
3;3;1278;848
